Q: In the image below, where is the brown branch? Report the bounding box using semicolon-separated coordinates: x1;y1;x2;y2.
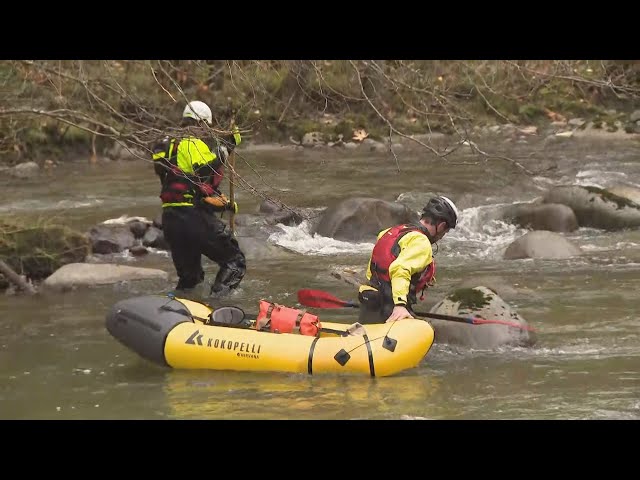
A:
348;60;443;159
0;259;37;295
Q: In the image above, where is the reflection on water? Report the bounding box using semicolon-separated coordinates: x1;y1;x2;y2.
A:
162;369;443;420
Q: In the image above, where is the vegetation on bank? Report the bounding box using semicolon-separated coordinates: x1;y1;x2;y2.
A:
2;60;639;292
0;217;89;290
1;60;639;166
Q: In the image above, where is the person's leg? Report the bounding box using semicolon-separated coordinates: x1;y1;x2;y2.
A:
195;211;247;296
357;287;394;324
162;208;204;290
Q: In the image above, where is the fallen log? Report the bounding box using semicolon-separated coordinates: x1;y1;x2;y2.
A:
0;259;37;295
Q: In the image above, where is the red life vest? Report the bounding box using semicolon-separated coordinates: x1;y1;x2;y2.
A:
370;224;436;302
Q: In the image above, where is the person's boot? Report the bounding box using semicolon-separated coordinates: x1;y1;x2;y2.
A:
209;283;231;298
209;262;245;297
173;278;200;297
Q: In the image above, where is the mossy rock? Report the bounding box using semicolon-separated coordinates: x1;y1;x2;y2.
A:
0;219;90;281
582;186;640;210
445;287;495;310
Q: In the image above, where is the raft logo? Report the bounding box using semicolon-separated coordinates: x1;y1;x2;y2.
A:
186;330;204;345
185;330;261;359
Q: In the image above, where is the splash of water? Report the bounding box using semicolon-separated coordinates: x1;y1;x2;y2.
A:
268;220;374;255
267;205;532;261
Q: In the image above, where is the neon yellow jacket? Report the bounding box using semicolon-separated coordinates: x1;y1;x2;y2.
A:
152;133;240;208
361;227;433;305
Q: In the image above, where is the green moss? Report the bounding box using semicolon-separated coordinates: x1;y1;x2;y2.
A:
24;128;49;144
446;288;493;310
0;219;90;281
518;104;546;122
61;125;92;144
333;120;355;140
583;186;640;209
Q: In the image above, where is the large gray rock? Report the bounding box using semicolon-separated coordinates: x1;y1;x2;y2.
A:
256;199;306;226
258;199;281;214
504;231;581;260
10;161;40;179
128;221;149;239
542;185;640;230
142;226;170;250
88;225;136;254
428;286;536;348
453;275;542;303
503;202;578;232
315;197;419;242
43;263;168;290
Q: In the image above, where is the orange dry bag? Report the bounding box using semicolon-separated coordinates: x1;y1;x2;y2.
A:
255;300;321;336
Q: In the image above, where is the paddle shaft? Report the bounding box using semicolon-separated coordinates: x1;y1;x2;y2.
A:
296;289;536;332
332;300;518;327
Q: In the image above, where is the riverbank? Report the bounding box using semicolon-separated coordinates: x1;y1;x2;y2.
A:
2;115;639;176
2;60;639;167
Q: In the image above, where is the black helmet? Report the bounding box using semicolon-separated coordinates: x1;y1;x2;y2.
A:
421;196;459;228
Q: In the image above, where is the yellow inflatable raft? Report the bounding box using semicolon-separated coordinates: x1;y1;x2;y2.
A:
106;295;434;377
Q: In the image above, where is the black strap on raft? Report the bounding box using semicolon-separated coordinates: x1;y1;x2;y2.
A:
307;337;320;374
159;303;210;323
363;334;375;377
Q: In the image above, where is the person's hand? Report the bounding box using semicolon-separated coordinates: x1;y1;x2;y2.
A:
385;305;414;323
231;124;242;146
225;201;238;214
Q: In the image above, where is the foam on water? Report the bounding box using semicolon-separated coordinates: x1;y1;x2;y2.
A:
0;198;106;213
268;220;374;255
101;215;152;225
268;204;536;261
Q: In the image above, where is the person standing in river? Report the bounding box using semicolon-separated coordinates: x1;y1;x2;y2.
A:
151;100;246;297
357;195;459;324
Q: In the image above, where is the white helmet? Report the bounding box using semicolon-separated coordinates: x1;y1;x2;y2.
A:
183;100;212;125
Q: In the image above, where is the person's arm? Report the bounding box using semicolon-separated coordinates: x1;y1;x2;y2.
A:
193;140;237;213
386;233;432;321
194;156;224;191
151;138;172;185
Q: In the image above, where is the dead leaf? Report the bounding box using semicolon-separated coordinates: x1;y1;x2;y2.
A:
545;108;567;123
352;129;369;142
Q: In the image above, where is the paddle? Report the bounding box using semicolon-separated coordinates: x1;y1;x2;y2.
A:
297;289;536;332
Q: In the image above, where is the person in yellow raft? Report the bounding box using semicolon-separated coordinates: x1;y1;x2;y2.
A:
358;195;459;324
152;100;245;297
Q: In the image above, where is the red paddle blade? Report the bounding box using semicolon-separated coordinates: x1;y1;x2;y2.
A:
297;289;352;308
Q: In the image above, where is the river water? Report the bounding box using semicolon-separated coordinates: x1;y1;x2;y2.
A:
2;135;640;419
